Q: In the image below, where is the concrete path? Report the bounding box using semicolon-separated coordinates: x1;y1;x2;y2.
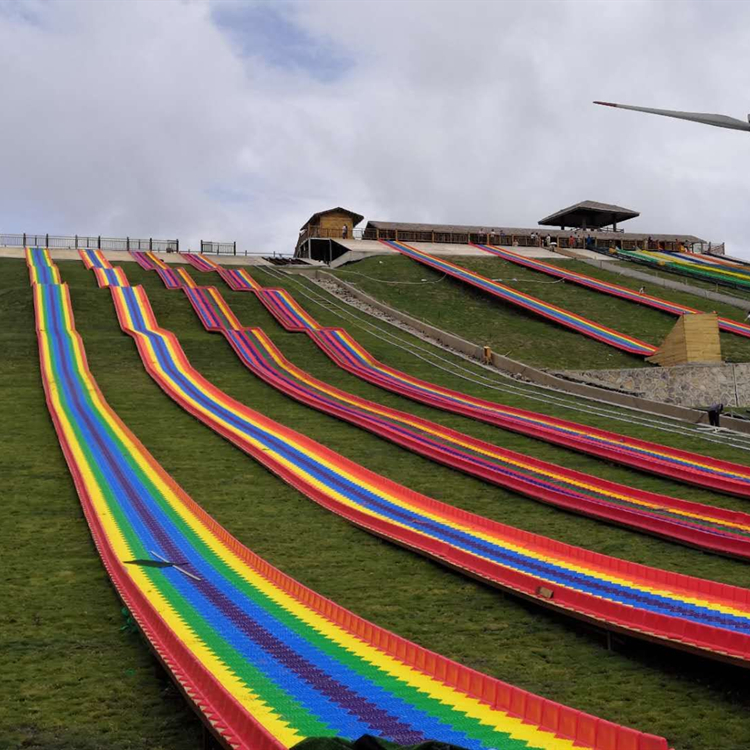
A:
0;246;271;266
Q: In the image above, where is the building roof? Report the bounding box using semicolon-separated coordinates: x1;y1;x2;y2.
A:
538;200;640;228
300;207;364;230
364;220;703;243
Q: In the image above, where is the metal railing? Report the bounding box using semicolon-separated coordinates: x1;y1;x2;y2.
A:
200;240;236;255
1;233;178;252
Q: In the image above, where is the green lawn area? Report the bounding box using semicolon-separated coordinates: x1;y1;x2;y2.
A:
329;255;750;369
4;256;750;749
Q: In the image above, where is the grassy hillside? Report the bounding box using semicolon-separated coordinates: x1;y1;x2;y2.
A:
329;255;750;369
4;257;750;749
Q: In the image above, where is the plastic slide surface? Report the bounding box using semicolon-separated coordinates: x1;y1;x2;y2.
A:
475;245;750;339
182;285;750;560
129;250;163;270
27;247;61;285
203;266;750;498
647;252;750;282
153;265;198;289
611;249;750;290
218;266;264;291
181;253;222;272
99;277;750;668
30;247;681;749
382;241;657;356
79;248;113;269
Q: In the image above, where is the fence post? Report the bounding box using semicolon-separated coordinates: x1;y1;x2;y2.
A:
149;238;153;252
98;236;101;249
176;239;179;253
23;233;26;247
233;241;237;256
46;233;49;248
127;237;130;251
200;240;203;255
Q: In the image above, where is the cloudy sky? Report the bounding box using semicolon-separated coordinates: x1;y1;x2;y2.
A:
2;0;750;255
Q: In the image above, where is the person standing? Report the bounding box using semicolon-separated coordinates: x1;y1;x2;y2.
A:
707;403;724;427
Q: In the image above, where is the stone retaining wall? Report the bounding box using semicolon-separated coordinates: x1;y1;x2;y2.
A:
558;363;750;408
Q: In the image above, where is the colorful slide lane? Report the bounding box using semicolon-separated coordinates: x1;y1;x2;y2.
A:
79;248;113;270
130;250;170;270
93;267;130;288
382;241;657;357
612;249;750;291
28;248;61;285
475;245;750;340
206;265;750;499
650;252;750;282
30;251;676;750
95;278;750;669
125;251;198;289
183;286;750;560
78;249;131;288
219;266;264;292
181;253;222;272
155;266;198;290
311;326;750;498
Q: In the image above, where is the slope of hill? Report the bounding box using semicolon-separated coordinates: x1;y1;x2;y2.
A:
4;257;750;749
330;255;750;369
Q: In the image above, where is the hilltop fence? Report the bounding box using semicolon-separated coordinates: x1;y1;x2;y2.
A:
200;240;236;255
1;233;179;252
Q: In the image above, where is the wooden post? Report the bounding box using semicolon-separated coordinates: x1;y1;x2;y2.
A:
483;346;492;364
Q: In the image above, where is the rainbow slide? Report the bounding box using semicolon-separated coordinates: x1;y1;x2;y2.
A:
475;245;750;339
130;250;162;270
648;251;750;281
382;241;657;357
203;266;750;499
181;253;222;273
182;285;750;560
612;249;750;291
78;262;750;669
31;247;680;749
129;250;198;289
80;248;130;287
667;252;750;275
127;250;192;288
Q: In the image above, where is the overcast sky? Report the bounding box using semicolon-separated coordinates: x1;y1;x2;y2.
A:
2;0;750;255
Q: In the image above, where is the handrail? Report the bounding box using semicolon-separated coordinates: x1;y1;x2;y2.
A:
1;233;178;252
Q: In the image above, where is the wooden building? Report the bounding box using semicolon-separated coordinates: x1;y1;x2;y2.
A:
296;207;364;261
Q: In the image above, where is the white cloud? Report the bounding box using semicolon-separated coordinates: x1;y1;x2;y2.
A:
1;0;750;254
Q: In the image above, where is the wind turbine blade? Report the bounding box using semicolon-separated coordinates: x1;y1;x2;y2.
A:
594;101;750;132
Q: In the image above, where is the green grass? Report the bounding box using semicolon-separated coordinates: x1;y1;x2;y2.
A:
4;257;750;749
329;255;750;370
